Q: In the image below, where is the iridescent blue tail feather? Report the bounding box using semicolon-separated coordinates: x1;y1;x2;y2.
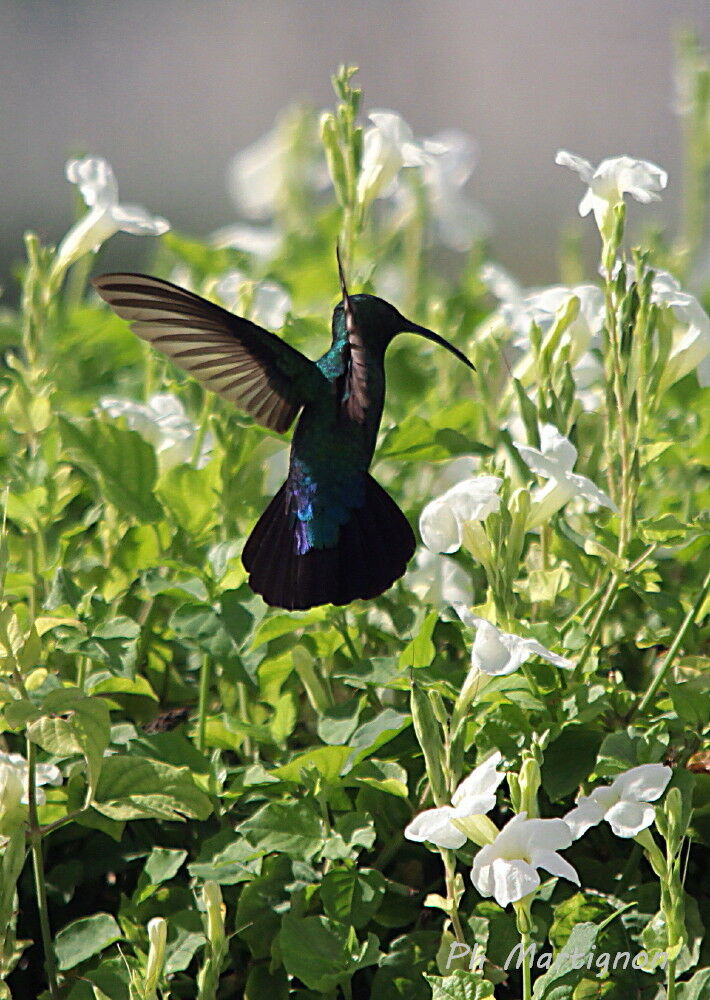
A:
242;474;415;610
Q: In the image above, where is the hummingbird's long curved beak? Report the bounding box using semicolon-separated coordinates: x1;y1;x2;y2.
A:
400;319;475;371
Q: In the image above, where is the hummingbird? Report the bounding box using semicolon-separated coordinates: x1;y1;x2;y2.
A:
92;253;474;611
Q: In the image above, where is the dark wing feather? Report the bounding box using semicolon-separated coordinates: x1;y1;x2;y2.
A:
92;273;324;433
342;295;368;423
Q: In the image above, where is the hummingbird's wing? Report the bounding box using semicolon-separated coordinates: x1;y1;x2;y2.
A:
92;273;325;433
341;295;368;424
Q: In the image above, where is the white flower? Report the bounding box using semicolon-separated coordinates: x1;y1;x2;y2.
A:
0;751;62;811
405;549;472;609
214;271;291;329
454;606;573;677
481;265;604;364
555;150;667;237
471;812;580;907
211;223;282;260
98;393;213;471
610;264;710;389
565;763;672;840
356;110;428;207
419;476;502;554
55;157;169;274
405;752;505;849
514;424;617;528
227;125;289;220
419;130;486;251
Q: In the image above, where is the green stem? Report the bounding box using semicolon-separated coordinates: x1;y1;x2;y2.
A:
574;572;620;677
197;654;211;752
442;850;465;944
521;929;532;1000
635;565;710;715
27;740;59;999
667;957;677;1000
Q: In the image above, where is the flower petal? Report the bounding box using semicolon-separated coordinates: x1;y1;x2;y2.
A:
529;848;580;885
405;806;466;849
112;204;170;236
605;799;656;838
419;496;462;553
555;150;595;184
473;856;540;908
611;763;672;803
66;156;118;208
451;752;504;814
472;621;517;676
564;798;605;840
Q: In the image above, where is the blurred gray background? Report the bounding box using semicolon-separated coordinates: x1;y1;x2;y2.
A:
2;0;708;294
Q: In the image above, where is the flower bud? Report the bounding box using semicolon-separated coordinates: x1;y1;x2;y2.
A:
143;917;167;999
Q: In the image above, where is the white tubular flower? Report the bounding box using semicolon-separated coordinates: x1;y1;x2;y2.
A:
98;393;213;471
214;271;291;329
211;223;282;260
405;752;505;849
454;606;573;677
356;110;427;207
0;752;62;833
481;265;604;365
227;126;288;220
55;157;169;274
419;476;502;554
405;549;472;609
514;424;617;528
420;129;485;251
471;812;580;907
555;150;667;238
565;763;672;840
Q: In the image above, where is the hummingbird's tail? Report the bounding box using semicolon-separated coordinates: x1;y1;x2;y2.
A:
242;474;416;610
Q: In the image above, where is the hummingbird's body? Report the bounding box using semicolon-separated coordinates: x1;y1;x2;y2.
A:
92;262;473;610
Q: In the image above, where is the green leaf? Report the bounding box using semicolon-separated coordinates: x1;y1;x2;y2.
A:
398;610;438;670
250;608;327;649
348;709;411;765
270;745;351;785
80;617;140;677
677;968;710;1000
345;759;409;798
144;846;187;886
320;812;377;862
169;602;237;659
93;755;212;821
320;867;385;928
188;832;263;885
28;690;111;800
279;913;379;993
541;726;603;801
156;460;219;539
531;922;600;999
237;799;325;860
424;968;495;999
55;912;122;970
59;416;162;521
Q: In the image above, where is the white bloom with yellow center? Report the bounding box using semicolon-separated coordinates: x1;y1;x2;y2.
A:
471;812;579;907
405;753;505;849
419;475;502;554
565;763;672;839
454;605;573;677
514;424;617;528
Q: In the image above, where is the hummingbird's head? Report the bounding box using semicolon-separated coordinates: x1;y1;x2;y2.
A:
334;248;475;370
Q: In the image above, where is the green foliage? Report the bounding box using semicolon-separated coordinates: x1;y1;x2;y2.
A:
0;55;708;1000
